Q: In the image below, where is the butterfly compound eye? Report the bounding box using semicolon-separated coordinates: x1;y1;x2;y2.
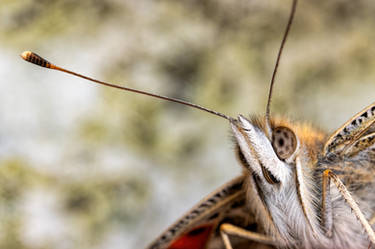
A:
272;126;297;160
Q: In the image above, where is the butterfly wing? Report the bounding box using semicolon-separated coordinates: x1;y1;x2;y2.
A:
146;175;275;249
322;101;375;185
323;102;375;156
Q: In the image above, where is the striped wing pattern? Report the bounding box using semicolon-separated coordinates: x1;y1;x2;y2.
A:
147;176;275;249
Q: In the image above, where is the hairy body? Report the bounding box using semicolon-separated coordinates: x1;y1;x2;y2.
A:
241;117;375;249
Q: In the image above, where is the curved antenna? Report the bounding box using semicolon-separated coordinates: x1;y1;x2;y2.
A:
21;51;231;121
265;0;298;136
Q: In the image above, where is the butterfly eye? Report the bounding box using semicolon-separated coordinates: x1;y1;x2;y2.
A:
272;126;297;160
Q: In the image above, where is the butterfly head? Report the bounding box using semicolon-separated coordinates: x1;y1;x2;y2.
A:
231;115;301;191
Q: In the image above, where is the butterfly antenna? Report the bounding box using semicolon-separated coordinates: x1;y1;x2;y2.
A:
265;0;297;136
21;51;231;121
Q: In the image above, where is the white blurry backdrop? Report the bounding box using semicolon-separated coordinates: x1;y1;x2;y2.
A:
1;0;375;248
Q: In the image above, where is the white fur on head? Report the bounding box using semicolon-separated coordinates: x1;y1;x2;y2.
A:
231;115;292;186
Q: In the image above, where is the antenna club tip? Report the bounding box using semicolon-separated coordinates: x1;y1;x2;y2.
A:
20;51;32;60
20;51;53;69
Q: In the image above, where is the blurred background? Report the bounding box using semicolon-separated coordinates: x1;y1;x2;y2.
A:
1;0;375;248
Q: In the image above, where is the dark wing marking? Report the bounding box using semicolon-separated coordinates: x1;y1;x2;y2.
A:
146;175;275;249
345;132;375;157
324;102;375;156
205;195;275;249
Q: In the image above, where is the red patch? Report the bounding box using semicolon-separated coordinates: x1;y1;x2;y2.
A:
168;224;214;249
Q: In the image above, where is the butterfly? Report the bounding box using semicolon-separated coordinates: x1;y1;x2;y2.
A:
21;0;375;248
